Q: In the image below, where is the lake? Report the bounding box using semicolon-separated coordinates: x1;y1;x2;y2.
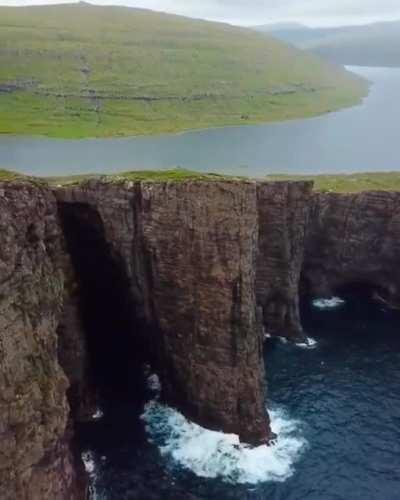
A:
1;66;399;177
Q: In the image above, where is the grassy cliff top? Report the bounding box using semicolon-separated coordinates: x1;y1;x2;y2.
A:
3;168;400;193
0;3;367;138
45;169;243;186
266;172;400;193
44;169;400;192
0;169;25;181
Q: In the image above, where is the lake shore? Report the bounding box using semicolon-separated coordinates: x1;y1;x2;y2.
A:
0;67;398;177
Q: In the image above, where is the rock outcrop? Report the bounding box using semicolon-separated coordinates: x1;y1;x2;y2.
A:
55;180;271;445
303;191;400;307
256;181;313;339
0;181;84;500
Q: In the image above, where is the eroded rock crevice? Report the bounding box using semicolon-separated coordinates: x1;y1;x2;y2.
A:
256;181;313;340
57;201;150;408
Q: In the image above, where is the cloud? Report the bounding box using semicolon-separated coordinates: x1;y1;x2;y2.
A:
2;0;400;27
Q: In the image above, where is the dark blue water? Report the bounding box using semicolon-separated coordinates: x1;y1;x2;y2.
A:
2;66;400;177
77;296;400;500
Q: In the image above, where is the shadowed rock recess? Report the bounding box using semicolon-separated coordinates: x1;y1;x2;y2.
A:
2;177;400;497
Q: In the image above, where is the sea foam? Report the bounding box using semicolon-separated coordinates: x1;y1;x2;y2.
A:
296;337;318;349
141;401;306;484
82;450;104;500
91;408;104;420
312;297;345;310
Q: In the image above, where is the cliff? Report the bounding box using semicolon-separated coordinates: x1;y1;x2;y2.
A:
55;180;271;445
257;181;313;339
304;191;400;306
3;175;400;498
0;181;84;500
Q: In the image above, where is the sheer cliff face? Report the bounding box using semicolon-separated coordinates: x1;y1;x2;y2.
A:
0;182;83;500
134;182;267;443
6;176;400;498
257;182;313;339
56;181;271;444
304;191;400;305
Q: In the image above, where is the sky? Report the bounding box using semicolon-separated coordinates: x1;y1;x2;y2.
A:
1;0;400;27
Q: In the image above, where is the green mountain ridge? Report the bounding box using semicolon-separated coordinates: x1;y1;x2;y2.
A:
254;20;400;68
0;2;367;138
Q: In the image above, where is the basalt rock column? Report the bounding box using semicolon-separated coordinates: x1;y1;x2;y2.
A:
304;191;400;305
256;181;313;339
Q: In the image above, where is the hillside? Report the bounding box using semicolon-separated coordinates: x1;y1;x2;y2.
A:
0;2;367;138
254;21;400;67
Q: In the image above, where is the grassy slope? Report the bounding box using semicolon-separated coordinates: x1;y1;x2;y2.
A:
0;3;367;138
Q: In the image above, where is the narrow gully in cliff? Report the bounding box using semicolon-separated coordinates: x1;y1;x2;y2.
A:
58;202;150;410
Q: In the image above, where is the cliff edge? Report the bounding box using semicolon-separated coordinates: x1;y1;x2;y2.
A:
0;181;84;499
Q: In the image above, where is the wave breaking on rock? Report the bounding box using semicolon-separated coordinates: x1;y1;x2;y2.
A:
141;401;306;484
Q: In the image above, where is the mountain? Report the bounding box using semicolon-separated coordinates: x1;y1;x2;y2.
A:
255;22;307;32
0;2;367;138
253;21;400;67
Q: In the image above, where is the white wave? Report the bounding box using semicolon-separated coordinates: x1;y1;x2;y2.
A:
141;401;306;484
82;450;103;500
92;408;104;420
82;450;97;475
296;337;318;349
312;297;345;310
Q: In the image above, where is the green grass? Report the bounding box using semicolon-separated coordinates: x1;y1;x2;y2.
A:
45;168;242;186
0;169;24;181
0;3;368;138
45;173;102;186
3;168;400;192
45;169;400;192
110;169;241;182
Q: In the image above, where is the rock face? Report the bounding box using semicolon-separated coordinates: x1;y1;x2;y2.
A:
0;182;84;500
303;191;400;306
256;181;313;339
55;180;271;444
137;182;268;443
5;176;400;498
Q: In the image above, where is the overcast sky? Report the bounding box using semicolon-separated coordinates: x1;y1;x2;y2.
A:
2;0;400;27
